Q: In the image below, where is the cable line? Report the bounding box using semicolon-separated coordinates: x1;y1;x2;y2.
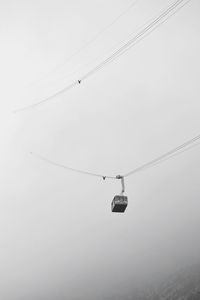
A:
30;152;116;180
79;0;191;82
96;0;191;71
15;81;79;112
31;132;200;181
27;0;138;88
14;0;191;113
123;133;200;177
47;0;189;96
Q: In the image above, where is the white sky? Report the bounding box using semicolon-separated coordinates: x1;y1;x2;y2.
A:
0;0;200;299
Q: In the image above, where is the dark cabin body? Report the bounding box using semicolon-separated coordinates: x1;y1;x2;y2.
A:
111;195;128;213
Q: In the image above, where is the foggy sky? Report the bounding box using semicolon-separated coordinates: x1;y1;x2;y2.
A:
0;0;200;299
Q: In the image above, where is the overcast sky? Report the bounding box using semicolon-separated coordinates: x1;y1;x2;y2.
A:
0;0;200;299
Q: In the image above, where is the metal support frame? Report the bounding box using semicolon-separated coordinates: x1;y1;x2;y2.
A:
116;175;125;195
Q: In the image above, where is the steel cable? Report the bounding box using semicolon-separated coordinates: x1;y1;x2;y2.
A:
14;0;191;113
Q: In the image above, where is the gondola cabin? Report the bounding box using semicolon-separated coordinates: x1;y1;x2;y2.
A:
111;195;128;213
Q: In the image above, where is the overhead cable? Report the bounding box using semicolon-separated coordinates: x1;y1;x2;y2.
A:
14;0;191;113
79;0;191;82
123;133;200;177
31;133;200;180
30;152;116;180
27;1;137;88
99;0;191;68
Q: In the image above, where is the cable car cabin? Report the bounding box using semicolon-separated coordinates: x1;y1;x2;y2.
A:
111;195;128;213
